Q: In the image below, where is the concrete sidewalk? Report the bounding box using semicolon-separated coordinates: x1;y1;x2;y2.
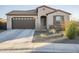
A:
0;43;79;53
32;43;79;53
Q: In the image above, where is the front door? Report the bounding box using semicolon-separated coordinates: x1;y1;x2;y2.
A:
41;16;47;29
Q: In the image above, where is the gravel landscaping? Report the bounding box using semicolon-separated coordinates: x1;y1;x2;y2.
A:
32;31;79;44
32;31;64;43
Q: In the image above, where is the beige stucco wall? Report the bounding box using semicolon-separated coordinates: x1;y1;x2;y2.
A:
37;7;55;30
7;15;38;30
47;11;70;29
7;16;12;30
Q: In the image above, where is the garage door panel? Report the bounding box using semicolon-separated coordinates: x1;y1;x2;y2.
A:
12;17;35;29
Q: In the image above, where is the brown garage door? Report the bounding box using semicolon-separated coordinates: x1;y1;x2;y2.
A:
12;17;35;29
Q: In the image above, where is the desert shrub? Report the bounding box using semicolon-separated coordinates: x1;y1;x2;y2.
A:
48;25;56;34
65;21;77;39
76;27;79;36
49;25;55;29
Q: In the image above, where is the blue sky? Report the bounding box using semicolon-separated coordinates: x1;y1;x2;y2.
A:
0;5;79;20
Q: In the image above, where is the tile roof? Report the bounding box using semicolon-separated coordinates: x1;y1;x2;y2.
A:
6;9;37;15
47;9;71;15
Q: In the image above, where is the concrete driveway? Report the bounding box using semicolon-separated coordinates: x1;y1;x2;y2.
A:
0;29;35;52
0;29;34;42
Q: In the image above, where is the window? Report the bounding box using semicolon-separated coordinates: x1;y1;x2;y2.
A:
54;15;64;25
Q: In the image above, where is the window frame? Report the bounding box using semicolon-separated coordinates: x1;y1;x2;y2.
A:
53;15;64;25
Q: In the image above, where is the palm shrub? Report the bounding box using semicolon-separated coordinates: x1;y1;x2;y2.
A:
65;21;77;39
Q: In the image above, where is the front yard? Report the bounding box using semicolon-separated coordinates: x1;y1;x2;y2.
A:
33;31;64;43
32;21;79;44
33;31;79;44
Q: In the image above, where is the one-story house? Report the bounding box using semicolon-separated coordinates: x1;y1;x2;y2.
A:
6;5;71;31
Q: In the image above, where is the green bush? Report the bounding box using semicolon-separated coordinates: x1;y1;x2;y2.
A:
65;21;77;39
76;27;79;35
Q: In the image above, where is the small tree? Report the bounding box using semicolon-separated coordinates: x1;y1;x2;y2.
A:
65;21;77;39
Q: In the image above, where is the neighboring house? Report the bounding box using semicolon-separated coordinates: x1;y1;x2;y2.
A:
6;5;71;31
